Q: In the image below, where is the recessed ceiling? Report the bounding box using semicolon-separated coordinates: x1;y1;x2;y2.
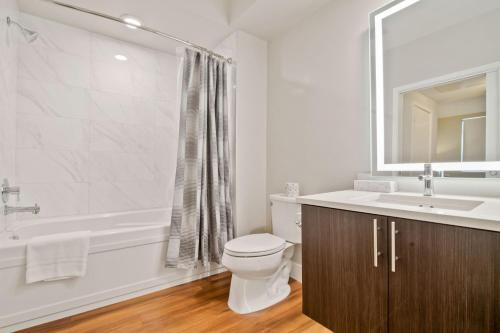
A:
17;0;332;54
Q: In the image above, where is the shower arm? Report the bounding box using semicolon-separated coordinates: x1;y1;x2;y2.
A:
6;16;19;29
6;16;29;31
6;16;38;42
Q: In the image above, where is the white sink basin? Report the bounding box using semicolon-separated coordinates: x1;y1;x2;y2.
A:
297;190;500;232
374;194;483;211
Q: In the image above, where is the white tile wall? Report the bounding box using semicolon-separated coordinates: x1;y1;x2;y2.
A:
0;2;19;230
12;13;179;220
17;79;90;119
16;149;89;183
16;115;90;150
16;183;89;221
18;44;91;88
89;152;156;182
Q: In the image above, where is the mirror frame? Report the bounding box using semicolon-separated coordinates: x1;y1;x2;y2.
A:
369;0;500;174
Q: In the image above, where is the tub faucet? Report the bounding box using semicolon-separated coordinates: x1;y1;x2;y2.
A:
4;204;40;216
418;163;434;196
2;178;20;203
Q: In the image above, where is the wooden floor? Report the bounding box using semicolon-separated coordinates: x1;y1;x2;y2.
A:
21;272;331;333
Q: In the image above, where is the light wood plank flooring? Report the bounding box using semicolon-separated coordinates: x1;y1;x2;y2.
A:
20;272;331;333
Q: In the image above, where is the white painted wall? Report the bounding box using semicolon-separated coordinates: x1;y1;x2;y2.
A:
216;31;268;237
268;0;387;264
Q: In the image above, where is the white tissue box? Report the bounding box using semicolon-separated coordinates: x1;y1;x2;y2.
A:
353;180;398;193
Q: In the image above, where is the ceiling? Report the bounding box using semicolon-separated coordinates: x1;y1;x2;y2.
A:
419;75;486;104
18;0;332;53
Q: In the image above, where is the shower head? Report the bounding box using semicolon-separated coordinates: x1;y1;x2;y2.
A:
6;16;39;43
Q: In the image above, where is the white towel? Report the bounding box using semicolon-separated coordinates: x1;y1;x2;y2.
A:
26;231;91;284
353;180;398;193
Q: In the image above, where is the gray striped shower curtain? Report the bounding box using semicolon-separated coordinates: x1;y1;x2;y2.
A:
166;48;234;269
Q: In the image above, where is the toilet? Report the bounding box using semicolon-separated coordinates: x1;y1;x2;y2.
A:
221;194;301;314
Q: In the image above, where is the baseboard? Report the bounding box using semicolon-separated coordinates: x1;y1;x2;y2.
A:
290;262;302;283
2;267;227;333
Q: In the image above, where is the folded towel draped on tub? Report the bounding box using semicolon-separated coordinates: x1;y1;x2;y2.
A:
26;231;91;284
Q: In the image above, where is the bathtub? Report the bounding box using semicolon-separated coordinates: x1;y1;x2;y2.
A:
0;209;224;332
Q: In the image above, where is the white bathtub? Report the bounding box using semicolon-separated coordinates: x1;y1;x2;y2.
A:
0;209;224;332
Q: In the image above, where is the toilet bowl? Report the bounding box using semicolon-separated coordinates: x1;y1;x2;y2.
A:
222;194;301;314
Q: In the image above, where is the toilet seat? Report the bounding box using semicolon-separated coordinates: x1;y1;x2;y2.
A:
224;233;286;257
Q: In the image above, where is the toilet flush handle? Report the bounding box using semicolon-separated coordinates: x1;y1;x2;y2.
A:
295;213;302;228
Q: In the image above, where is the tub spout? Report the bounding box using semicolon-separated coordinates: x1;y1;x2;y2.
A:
4;204;40;216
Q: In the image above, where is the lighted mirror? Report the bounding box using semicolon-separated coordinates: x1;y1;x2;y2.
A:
370;0;500;174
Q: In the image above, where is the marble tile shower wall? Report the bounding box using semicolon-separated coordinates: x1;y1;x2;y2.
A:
0;1;18;230
0;3;18;179
14;13;179;219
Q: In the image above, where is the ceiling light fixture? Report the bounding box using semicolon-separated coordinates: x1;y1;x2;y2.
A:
120;14;142;30
114;54;128;61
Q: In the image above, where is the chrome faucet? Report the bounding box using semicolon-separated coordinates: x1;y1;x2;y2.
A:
1;178;41;215
418;163;434;196
2;178;20;203
4;204;40;216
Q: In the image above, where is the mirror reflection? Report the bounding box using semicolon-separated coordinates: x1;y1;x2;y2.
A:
376;0;500;168
398;75;486;163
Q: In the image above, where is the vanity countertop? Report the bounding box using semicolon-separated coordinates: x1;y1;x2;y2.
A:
297;190;500;232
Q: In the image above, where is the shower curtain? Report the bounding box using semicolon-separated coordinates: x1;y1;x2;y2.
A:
166;48;234;269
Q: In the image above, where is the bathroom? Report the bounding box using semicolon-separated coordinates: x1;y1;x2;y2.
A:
1;0;500;332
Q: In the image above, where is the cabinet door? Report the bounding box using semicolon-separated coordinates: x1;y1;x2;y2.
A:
388;218;500;332
302;206;388;333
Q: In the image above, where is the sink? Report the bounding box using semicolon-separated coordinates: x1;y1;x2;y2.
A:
374;194;484;212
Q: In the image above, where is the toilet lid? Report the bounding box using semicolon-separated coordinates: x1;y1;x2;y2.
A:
224;233;286;257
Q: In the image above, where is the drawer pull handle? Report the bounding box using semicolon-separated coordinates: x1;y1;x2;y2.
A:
391;221;399;272
373;219;381;267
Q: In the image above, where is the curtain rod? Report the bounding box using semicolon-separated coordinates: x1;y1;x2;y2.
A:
45;0;232;63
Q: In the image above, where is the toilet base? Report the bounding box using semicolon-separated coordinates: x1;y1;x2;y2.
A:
227;256;292;314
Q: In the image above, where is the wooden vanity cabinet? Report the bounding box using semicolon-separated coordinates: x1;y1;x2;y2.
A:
389;217;500;332
302;206;388;333
302;205;500;333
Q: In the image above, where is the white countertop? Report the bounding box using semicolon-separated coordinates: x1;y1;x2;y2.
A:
296;190;500;232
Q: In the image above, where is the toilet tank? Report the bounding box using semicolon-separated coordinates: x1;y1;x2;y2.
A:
270;194;302;244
